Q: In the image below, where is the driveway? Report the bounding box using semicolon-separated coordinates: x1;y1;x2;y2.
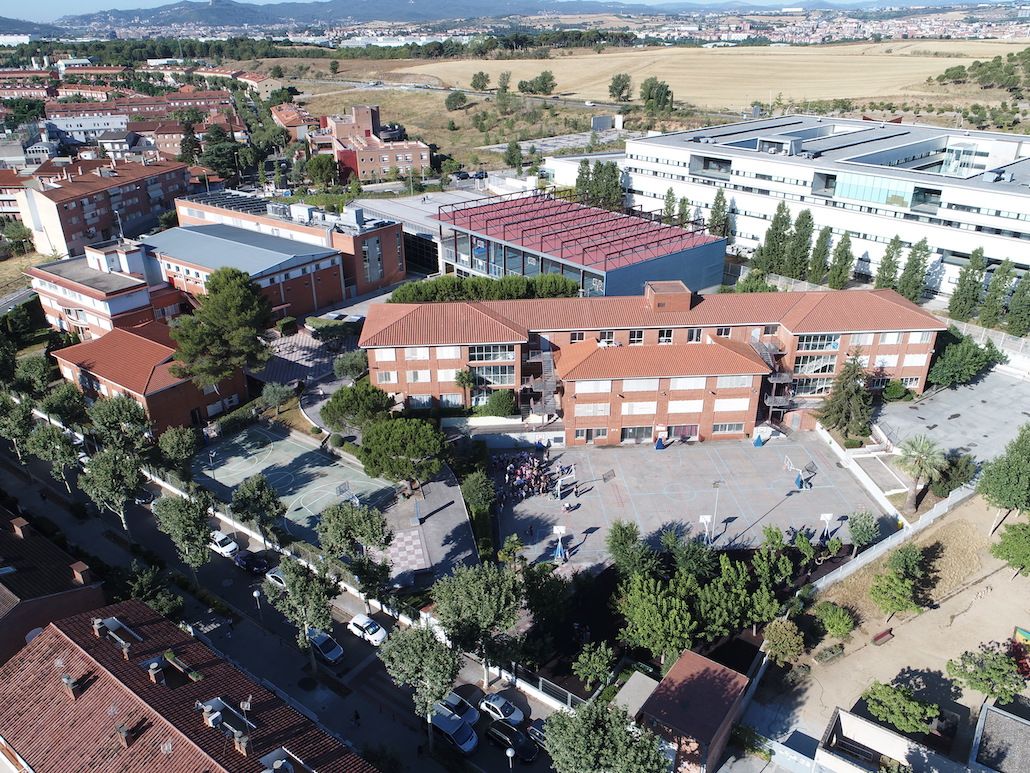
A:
876;370;1030;460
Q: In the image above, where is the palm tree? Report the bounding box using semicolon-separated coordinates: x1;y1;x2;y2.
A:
455;368;475;408
896;435;947;514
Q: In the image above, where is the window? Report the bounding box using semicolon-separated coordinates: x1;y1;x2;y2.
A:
622;401;657;415
437;369;458;382
874;354;898;368
404;346;430;360
407;370;431;383
879;332;901;345
714;397;750;412
377;371;397;385
686;328;702;343
669;376;706;391
599;331;614;343
851;333;873;346
716;375;752;389
869;377;890;390
712;422;745;434
715;327;731;337
793;378;833;396
473;365;515;386
629;330;643;345
856;355;870;367
623;378;659;392
202;384;218;395
575;428;608;441
763;324;779;335
795;355;838;375
797;334;840;352
408;394;432;408
575;380;612;394
435;346;460;360
903;353;927;367
574;403;610;417
909;331;931;344
901;377;921;388
570;332;585;343
468;344;515;362
658;329;673;344
441;393;463;407
668;399;703;413
620;426;652;443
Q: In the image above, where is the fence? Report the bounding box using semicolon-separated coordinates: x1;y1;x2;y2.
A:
932;314;1030;367
813;422;902;523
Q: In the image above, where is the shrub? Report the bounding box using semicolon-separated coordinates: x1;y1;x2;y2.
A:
276;316;298;336
813;601;855;638
843;437;863;449
814;643;845;663
929;452;976;497
309;425;322;435
342;441;361;457
330;433;344;448
883;380;909;402
216;403;258;436
474;389;516;417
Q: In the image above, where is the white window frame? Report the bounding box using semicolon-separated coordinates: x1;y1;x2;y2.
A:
622;401;657;416
668;399;704;413
623;378;659;392
712;422;745;434
669;376;706;391
909;331;931;344
716;375;751;389
851;333;873;346
575;380;612;394
437;369;458;382
406;369;431;383
879;332;901;345
714;397;750;412
435;346;460;360
404;346;430;360
376;348;396;362
377;371;397;385
574;403;610;417
903;353;927;367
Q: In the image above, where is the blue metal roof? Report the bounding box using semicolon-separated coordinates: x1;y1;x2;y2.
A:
142;224;339;278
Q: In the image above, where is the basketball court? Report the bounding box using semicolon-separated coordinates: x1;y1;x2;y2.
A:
498;433;891;567
193;425;398;543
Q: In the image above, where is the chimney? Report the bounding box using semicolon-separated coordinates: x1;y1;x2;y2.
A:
60;673;82;701
120;641;131;661
233;733;250;756
92;618;108;638
115;723;133;749
70;561;93;586
10;517;31;539
148;662;163;684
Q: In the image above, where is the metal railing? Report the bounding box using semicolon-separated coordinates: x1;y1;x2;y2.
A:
512;663;586;709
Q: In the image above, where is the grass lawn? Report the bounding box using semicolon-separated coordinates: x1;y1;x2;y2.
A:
264;395;322;437
0;251;47;295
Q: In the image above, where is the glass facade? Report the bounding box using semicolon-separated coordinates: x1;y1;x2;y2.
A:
468;344;515;362
473;365;515;386
836;173;914;208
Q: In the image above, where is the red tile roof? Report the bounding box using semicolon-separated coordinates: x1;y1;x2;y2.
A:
31;160;187;204
52;323;183;396
554;337;769;381
359;288;945;348
0;600;377;773
639;650;748;747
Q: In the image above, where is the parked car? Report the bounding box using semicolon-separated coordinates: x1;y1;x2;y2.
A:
209;530;239;558
306;628;345;665
473;170;487;179
234;550;270;575
526;719;547;752
479;693;524;725
436;690;479;726
431;705;478;755
347;613;388;646
264;565;287;590
133;489;155;507
454;170;470;180
485;720;538;763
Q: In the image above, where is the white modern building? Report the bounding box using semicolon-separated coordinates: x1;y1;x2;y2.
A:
623;115;1030;295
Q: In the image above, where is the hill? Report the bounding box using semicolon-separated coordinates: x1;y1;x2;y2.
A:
0;16;64;35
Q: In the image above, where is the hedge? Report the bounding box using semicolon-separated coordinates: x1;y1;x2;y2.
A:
216;403;258;436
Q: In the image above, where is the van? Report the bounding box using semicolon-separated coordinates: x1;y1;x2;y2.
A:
431;705;478;755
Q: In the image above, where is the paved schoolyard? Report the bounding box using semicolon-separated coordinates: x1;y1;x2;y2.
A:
253;330;336;385
193;424;397;543
876;369;1030;460
497;433;890;568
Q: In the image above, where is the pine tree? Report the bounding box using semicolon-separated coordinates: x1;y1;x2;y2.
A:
807;227;832;284
817;356;872;438
662;187;677;225
897;238;931;303
575;158;591;198
783;209;814;280
1007;276;1030;337
754;202;792;274
708;188;728;238
948;248;986;321
979;259;1014;329
826;233;855;290
676;196;690;227
874;235;903;290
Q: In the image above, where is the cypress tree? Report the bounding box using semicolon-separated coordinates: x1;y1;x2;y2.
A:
827;233;855;290
708;188;728;238
662;187;677;224
676;196;690;227
807;227;832;284
947;248;986;321
875;235;903;290
817;356;873;438
755;202;792;275
783;209;814;280
575;158;591;198
1006;276;1030;337
897;238;931;303
979;259;1014;329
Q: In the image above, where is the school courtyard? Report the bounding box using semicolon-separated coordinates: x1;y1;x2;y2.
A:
496;432;891;567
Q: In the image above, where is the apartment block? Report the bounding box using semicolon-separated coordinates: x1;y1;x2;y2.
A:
306;105;431;182
45;89;233;121
623;115;1030;296
359;280;945;445
15;159;189;257
176;190;405;296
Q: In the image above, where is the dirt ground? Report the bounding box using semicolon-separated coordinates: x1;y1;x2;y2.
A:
0;251;45;293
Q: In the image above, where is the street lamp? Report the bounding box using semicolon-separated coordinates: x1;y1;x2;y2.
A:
506;747;516;769
252;588;263;624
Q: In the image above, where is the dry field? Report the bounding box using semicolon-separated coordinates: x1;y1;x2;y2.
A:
0;251;46;294
393;39;1030;109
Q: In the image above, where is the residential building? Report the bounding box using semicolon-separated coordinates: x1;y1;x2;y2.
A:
176;191;406;296
0;141;27;169
0;84;54;100
623;115;1030;296
0;169;23;218
270;102;319;142
53;321;247;431
968;701;1030;773
26;239;185;340
359;280;945;445
0;69;56;82
0;599;376;772
818;707;962;773
129;115;248;157
96;130;154;161
45;90;233;121
0;509;105;665
15;159;189;257
143;223;351;318
635;650;749;773
44;113;130;143
307;105;431;182
56;84;114;101
435;190;726;296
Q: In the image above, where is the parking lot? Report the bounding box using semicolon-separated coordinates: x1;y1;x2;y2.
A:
876;369;1030;460
497;433;890;568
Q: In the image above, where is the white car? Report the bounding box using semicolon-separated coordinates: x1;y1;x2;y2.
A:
436;690;479;726
208;530;239;558
347;613;388;646
264;566;287;590
306;628;345;665
478;693;524;726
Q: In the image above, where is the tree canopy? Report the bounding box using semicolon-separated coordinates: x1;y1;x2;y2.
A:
378;625;460;724
978;423;1030;515
317;501;392;560
545;700;667;773
153;493;212;575
87;395;152;455
947;642;1026;702
231;473;286;546
874;235;903;290
817;356;872;438
862;682;938;733
358;419;444;484
264;557;335;666
26;423;78;493
78;449;143;535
